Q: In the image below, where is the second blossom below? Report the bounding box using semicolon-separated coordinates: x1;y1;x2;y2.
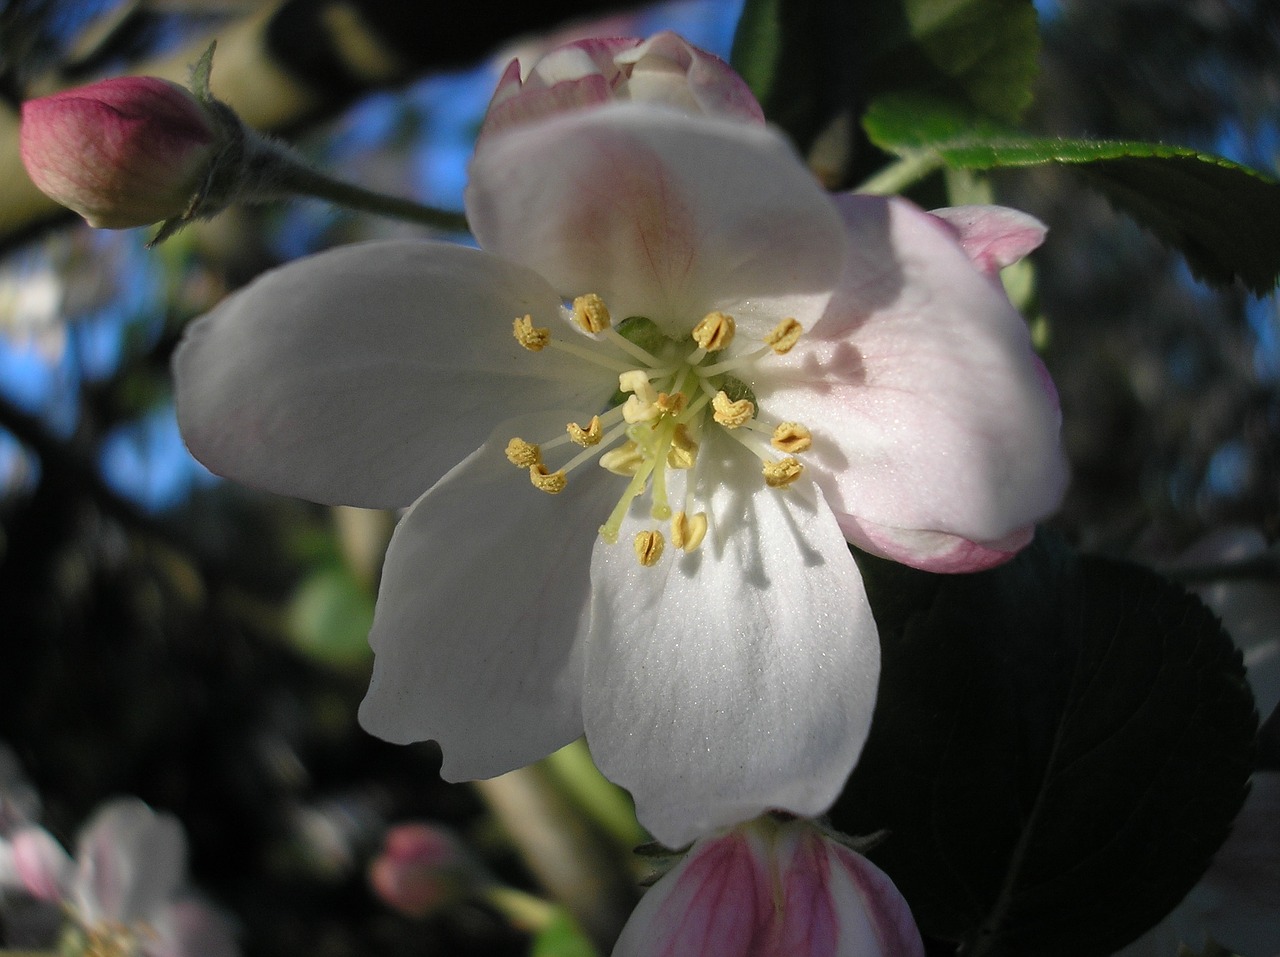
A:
174;105;1067;848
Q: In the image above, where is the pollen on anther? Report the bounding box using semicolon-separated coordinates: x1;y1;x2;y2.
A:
530;464;567;493
572;293;612;334
567;416;603;446
771;422;812;453
764;317;803;354
762;456;804;488
667;424;698;469
506;437;543;467
600;441;644;475
634;529;665;566
692;311;736;351
657;391;687;416
712;390;755;428
671;511;708;552
513;315;550;351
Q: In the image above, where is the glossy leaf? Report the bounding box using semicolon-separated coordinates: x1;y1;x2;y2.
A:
832;534;1257;957
864;94;1280;292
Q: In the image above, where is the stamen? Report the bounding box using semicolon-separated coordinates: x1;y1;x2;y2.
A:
765;317;803;354
656;391;687;416
692;311;735;351
620;370;661;423
712;390;755;428
771;422;812;453
572;293;612;333
530;464;568;494
505;438;542;468
671;511;708;551
666;424;699;469
600;440;645;475
544;337;634;373
762;456;804;488
567;415;604;447
513;315;550;351
633;529;665;566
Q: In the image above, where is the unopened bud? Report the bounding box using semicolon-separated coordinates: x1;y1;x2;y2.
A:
369;823;477;919
20;76;220;229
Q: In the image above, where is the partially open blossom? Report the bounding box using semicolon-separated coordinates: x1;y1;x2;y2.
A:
478;31;764;142
613;817;924;957
175;52;1065;847
369;823;478;918
21;76;220;229
1;798;237;957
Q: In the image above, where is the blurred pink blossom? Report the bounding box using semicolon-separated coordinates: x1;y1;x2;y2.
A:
368;823;478;918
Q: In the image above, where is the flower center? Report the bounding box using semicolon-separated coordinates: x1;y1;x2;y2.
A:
507;293;812;565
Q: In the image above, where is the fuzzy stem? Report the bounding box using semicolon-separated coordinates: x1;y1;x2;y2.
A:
854;152;945;195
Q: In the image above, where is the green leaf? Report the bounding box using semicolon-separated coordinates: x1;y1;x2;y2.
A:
853;0;1041;123
530;910;599;957
863;94;1280;293
832;533;1257;957
286;566;374;668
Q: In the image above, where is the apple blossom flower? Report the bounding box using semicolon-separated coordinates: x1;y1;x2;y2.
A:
478;31;764;143
174;97;1065;846
1;798;237;957
612;817;924;957
21;76;221;229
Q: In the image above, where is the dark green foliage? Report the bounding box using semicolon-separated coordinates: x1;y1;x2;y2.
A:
832;534;1257;957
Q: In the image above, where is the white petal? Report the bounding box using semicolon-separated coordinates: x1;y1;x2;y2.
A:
467;105;845;338
583;433;879;848
175;241;609;509
73;799;185;924
359;411;620;780
759;194;1067;551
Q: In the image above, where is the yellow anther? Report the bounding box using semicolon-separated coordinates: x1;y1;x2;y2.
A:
623;395;662;424
633;529;665;566
567;415;604;447
529;464;568;493
764;317;803;354
762;456;804;488
619;370;656;399
712;390;755;428
771;422;812;454
667;424;699;469
505;438;543;468
600;441;645;475
513;314;550;351
692;311;736;351
671;511;708;552
572;293;612;334
656;391;688;416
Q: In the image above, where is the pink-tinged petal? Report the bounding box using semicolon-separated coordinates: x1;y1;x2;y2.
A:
773;831;839;956
614;33;764;123
838;517;1034;573
21;77;216;228
823;841;926;957
175;241;612;510
10;826;73;901
584;432;879;848
758;194;1066;556
611;829;773;957
928;205;1047;276
467;105;845;338
479;59;614;142
359;412;620;779
73;799;185;924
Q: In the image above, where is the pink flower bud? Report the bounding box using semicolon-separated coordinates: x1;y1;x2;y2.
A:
478;31;764;142
368;823;475;919
612;819;925;957
20;76;218;229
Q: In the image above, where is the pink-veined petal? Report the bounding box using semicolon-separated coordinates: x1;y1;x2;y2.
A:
611;828;772;957
928;205;1047;276
614;33;764;123
838;517;1035;574
822;840;926;957
175;242;611;510
73;799;185;925
467;105;845;338
358;412;620;780
583;433;879;848
759;194;1066;557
